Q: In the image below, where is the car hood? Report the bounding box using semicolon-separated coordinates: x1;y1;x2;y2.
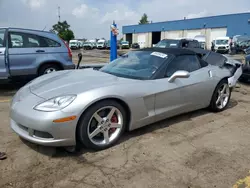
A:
28;69;132;99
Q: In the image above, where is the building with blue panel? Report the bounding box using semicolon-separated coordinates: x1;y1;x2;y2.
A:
122;12;250;49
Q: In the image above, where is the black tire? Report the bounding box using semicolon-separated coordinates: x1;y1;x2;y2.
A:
209;79;231;112
38;64;60;76
76;100;127;150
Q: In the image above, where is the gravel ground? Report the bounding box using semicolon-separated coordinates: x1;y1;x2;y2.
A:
0;51;249;188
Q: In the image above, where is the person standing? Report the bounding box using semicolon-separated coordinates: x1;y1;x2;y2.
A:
211;41;215;51
229;38;233;54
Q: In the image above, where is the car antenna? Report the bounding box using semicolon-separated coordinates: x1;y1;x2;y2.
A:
42;25;47;31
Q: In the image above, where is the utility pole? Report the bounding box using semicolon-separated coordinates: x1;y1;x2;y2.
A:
58;6;61;22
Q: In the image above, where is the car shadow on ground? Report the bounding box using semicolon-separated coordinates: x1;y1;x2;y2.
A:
0;82;26;97
20;99;238;158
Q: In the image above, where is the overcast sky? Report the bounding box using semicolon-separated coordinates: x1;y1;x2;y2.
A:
0;0;249;39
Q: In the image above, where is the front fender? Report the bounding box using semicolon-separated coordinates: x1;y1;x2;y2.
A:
228;64;243;87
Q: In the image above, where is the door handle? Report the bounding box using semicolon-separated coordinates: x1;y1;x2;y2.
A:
36;50;45;53
208;70;213;77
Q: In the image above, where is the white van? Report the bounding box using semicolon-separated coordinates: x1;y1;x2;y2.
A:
69;40;79;49
97;39;107;49
194;35;206;49
214;37;230;53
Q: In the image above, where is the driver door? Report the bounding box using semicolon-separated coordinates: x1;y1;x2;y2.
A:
154;54;214;122
0;29;9;79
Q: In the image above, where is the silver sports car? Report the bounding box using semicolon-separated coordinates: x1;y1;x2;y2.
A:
10;48;242;150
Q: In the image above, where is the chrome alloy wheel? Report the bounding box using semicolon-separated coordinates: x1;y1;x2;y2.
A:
215;83;230;109
87;106;123;146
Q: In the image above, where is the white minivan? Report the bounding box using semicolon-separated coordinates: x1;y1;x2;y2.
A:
214;37;230;53
69;39;80;49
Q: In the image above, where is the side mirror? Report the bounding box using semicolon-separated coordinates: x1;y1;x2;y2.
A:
168;70;190;83
76;53;83;69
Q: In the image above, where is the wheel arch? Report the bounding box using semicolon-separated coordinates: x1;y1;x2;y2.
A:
37;61;64;74
75;97;132;140
209;76;231;109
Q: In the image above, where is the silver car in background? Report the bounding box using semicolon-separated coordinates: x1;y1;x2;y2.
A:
10;48;242;150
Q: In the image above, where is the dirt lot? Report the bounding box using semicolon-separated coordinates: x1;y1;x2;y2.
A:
72;49;130;65
0;51;250;188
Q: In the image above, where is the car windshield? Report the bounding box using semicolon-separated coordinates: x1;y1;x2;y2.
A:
98;42;104;44
155;40;179;48
100;51;170;80
121;41;129;44
70;42;77;45
215;40;228;45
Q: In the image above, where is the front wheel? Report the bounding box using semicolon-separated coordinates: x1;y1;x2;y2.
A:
77;100;127;150
209;79;231;112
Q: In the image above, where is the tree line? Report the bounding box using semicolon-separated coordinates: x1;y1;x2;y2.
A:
51;13;150;42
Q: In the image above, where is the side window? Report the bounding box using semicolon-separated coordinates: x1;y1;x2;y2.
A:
0;29;6;47
9;33;24;48
9;32;60;48
40;37;61;47
165;55;201;77
204;52;227;66
9;32;40;48
27;35;40;47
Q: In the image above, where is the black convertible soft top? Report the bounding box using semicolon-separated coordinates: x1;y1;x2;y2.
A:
188;48;228;67
138;47;229;67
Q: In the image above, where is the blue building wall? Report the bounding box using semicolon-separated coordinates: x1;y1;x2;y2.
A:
122;13;250;37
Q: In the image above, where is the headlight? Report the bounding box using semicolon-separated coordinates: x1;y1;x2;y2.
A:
34;95;76;112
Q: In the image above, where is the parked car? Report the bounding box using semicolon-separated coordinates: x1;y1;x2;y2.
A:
194;35;206;49
106;41;120;50
155;38;200;49
83;42;93;50
244;46;250;55
97;39;107;49
106;40;110;49
131;43;140;49
239;54;250;82
69;40;80;49
121;41;130;49
92;42;97;49
213;37;230;54
10;47;242;151
0;27;75;81
232;40;250;54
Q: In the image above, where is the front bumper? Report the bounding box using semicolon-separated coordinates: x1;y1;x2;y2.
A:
121;45;129;49
228;64;243;87
10;90;77;147
215;48;229;53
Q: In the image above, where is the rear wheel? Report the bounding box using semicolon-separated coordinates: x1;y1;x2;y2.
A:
38;64;61;76
77;100;127;150
209;79;231;112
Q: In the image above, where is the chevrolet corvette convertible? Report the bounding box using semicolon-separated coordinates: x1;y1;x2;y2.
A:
10;48;242;150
